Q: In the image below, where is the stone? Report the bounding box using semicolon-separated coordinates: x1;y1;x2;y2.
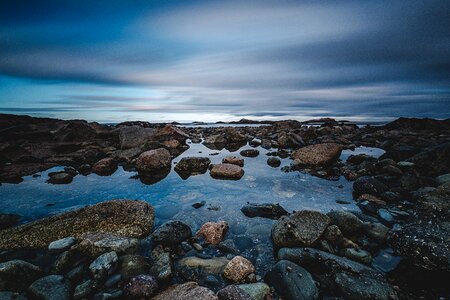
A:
152;220;192;246
223;256;255;283
150;248;173;281
240;149;259;157
323;225;343;246
265;260;318;300
119;255;151;281
28;275;71;300
237;283;271;300
0;200;153;249
118;125;155;149
124;274;158;298
217;285;252;300
196;221;229;245
178;256;230;274
435;173;450;186
174;157;211;178
222;156;244;167
353;176;388;197
48;237;76;253
74;280;98;299
89;251;119;280
363;222;389;244
267;157;281;167
51;250;76;273
241;203;288;220
271;210;330;248
0;260;43;292
77;232;139;257
340;248;372;265
151;282;218;300
334;272;397;300
327;211;364;235
0;213;21;230
92;157;118;176
47;172;73;184
136;148;171;173
291;143;342;166
210;164;244;180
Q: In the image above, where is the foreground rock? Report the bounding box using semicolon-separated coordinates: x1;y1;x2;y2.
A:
196;221;229;245
0;200;154;249
223;256;255;283
210;163;244;180
77;232;138;257
271;210;330;248
241;203;287;220
174;157;211;178
291;143;342;166
0;260;43;292
238;283;271;300
152;220;192;246
28;275;71;300
152;282;218;300
136;148;171;173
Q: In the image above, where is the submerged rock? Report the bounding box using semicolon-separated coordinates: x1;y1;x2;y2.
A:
267;157;281;167
291;143;342;166
152;220;192;246
0;260;43;292
152;281;218;300
89;251;119;280
28;275;71;300
0;199;154;249
196;221;229;245
241;203;288;219
223;256;255;283
237;283;271;300
210;163;244;180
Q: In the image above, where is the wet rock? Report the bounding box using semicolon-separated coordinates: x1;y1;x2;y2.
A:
435;173;450;186
363;222;389;244
92;157;118;176
353;176;388;197
217;285;252;300
222;156;244;167
334;272;397;300
28;275;71;300
0;214;21;230
237;283;270;300
196;221;229;245
51;250;76;273
241;203;288;220
0;260;43;292
136;148;171;173
0;200;154;249
93;289;123;300
152;282;218;300
119;255;150;281
340;248;372;265
291;143;342;166
223;256;255;283
118;125;155;149
48;237;76;253
265;260;318;300
174;157;211;179
89;251;119;280
210;164;244;180
74;279;98;299
277;132;305;149
240;149;259;158
178;256;230;274
323;225;343;246
150;247;173;281
0;292;27;300
267;157;281;167
77;232;138;257
192;201;206;209
152;220;192;246
249;139;262;147
327;211;364;235
47;172;73;184
271;210;330;248
124;274;158;298
377;209;395;226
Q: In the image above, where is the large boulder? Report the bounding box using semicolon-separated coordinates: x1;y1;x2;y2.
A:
196;221;228;245
174;157;211;179
0;200;154;249
92;157;118;176
223;256;255;283
136;148;172;173
77;232;139;257
210;164;244;180
271;210;330;248
152;282;218;300
291;143;342;166
0;260;43;292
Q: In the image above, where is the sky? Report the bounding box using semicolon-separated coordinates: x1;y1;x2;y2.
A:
0;0;449;123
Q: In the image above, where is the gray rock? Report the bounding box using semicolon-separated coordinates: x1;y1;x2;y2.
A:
150;249;173;281
93;289;123;300
237;283;271;300
151;220;192;246
47;172;73;184
241;203;288;220
89;251;119;280
119;255;151;281
0;260;43;292
77;232;139;257
177;256;230;274
265;260;318;300
363;222;389;244
340;248;372;265
48;237;76;253
74;280;98;300
124;275;159;298
28;275;71;300
335;272;397;300
327;211;364;235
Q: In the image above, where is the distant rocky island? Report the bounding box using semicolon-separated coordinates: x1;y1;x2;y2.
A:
0;113;449;299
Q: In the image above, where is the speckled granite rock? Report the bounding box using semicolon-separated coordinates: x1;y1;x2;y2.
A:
151;282;218;300
291;143;342;166
223;256;255;283
196;221;229;245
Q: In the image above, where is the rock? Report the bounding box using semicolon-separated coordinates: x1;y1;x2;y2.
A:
174;157;211;178
415;182;450;216
363;222;389;244
377;209;395;226
240;149;259;157
249;139;262;147
435;173;450;186
237;283;271;300
222;156;244;167
291;143;342;166
51;250;76;273
152;221;192;246
104;274;122;288
210;164;244;180
118;125;155;149
178;256;230;274
267;157;281;167
93;290;123;300
0;292;27;300
0;200;154;249
28;275;71;300
119;255;151;281
47;172;73;184
124;274;158;298
136;148;171;173
241;203;288;220
152;282;218;300
74;280;98;299
0;213;21;230
92;157;118;176
77;232;138;257
149;248;173;281
223;256;255;283
327;211;364;235
223;128;247;143
407;143;450;177
48;237;76;253
340;248;372;265
323;225;343;246
196;221;229;245
217;285;252;300
353;176;388;198
271;210;330;248
89;251;119;280
334;272;397;300
192;201;206;209
0;260;43;292
265;260;318;300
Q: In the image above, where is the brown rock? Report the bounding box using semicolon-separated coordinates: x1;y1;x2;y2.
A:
291;143;342;166
223;256;255;283
196;221;229;245
92;157;118;176
151;281;218;300
210;164;244;180
136;148;172;173
222;156;244;167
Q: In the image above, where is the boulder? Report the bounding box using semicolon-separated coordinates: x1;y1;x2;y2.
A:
217;285;252;300
196;221;229;245
77;232;138;257
0;200;154;249
327;211;364;235
136;148;172;173
223;256;255;283
89;251;119;280
353;176;388;198
152;282;218;300
222;156;244;167
267;157;281;167
291;143;342;166
174;157;211;178
28;275;71;300
150;247;173;281
119;255;151;281
210;164;244;180
240;149;259;157
124;274;159;298
92;157;118;176
48;237;76;253
237;283;271;300
119;125;155;149
241;203;288;220
152;221;192;246
271;210;330;248
0;260;43;292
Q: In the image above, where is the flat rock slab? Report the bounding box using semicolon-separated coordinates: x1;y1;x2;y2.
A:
0;199;154;249
291;143;342;166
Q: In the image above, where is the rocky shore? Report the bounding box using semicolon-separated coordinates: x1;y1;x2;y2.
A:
0;114;449;299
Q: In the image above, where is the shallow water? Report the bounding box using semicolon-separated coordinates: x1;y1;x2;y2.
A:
0;142;387;274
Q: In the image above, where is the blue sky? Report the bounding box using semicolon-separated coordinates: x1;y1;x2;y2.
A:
0;0;449;122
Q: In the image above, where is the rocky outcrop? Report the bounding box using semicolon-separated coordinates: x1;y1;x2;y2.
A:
291;143;342;166
0;260;43;292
